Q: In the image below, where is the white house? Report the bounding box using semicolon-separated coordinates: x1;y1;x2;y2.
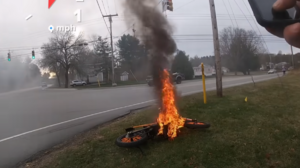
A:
120;71;129;81
222;67;230;73
193;64;215;77
88;72;104;83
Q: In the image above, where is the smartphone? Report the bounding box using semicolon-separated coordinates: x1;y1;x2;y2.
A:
248;0;300;28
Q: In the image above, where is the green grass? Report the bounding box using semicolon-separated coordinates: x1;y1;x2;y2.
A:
24;71;300;168
224;71;267;76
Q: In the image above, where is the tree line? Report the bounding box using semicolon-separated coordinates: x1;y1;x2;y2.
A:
39;26;298;88
1;26;295;92
39;31;195;88
190;27;297;75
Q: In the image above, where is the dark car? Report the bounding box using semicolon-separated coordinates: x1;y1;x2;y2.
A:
146;76;153;86
146;73;184;86
172;72;184;84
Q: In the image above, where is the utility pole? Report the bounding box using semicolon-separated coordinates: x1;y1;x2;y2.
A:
103;14;118;86
132;24;136;37
291;45;294;68
269;54;272;69
209;0;222;97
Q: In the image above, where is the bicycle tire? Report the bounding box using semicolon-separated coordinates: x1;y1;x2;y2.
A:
115;130;148;148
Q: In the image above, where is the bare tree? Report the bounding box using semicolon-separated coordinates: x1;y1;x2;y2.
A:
91;35;112;82
70;50;94;82
40;42;62;87
220;27;266;75
40;31;88;88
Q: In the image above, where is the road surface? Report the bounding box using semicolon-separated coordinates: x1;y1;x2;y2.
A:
0;74;279;167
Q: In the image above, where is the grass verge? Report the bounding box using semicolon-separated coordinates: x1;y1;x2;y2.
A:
23;72;300;168
224;70;267;76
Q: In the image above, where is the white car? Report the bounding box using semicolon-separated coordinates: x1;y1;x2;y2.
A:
70;80;87;87
268;69;276;74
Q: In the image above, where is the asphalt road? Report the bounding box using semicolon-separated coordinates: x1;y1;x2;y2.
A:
0;74;279;167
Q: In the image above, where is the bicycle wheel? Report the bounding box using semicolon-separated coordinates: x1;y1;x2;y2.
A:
115;130;148;148
184;119;210;129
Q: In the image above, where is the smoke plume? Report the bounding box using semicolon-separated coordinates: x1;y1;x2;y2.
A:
123;0;177;105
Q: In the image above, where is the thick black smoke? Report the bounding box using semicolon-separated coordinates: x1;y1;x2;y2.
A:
123;0;177;105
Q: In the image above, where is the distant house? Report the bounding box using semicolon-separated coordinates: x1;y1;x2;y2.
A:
74;64;104;83
120;71;129;81
266;62;275;69
222;67;230;73
88;72;104;83
193;64;215;77
275;62;289;70
260;65;266;71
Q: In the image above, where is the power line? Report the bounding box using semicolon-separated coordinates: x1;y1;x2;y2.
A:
7;13;258;45
1;39;103;58
240;0;271;52
234;0;273;67
14;14;258;43
0;48;41;52
233;0;255;30
0;33;284;52
174;0;196;11
117;0;163;36
101;0;108;15
106;0;111;14
221;0;234;26
96;0;111;34
0;46;41;50
113;0;118;13
1;0;288;56
227;0;239;27
0;40;289;61
117;0;215;36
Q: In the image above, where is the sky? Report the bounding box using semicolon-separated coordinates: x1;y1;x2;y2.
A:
0;0;298;63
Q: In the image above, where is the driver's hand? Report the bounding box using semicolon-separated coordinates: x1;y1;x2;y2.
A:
266;0;300;48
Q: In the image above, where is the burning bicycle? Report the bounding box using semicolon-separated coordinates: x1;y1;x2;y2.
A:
116;70;211;148
115;118;210;148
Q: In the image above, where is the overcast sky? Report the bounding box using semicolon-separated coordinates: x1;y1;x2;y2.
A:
0;0;298;62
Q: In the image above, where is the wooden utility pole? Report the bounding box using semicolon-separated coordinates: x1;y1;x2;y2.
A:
132;24;136;37
103;14;118;86
209;0;222;97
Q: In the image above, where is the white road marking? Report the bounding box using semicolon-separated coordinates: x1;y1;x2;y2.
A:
0;74;278;143
0;100;154;143
25;15;32;20
0;87;40;96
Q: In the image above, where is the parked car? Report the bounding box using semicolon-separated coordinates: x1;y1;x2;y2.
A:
172;72;184;84
268;69;276;74
70;80;87;87
146;72;184;86
146;76;153;86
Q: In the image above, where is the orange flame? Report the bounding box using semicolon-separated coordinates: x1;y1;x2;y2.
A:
157;69;186;139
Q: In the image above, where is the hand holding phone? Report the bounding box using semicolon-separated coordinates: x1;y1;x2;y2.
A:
249;0;300;48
